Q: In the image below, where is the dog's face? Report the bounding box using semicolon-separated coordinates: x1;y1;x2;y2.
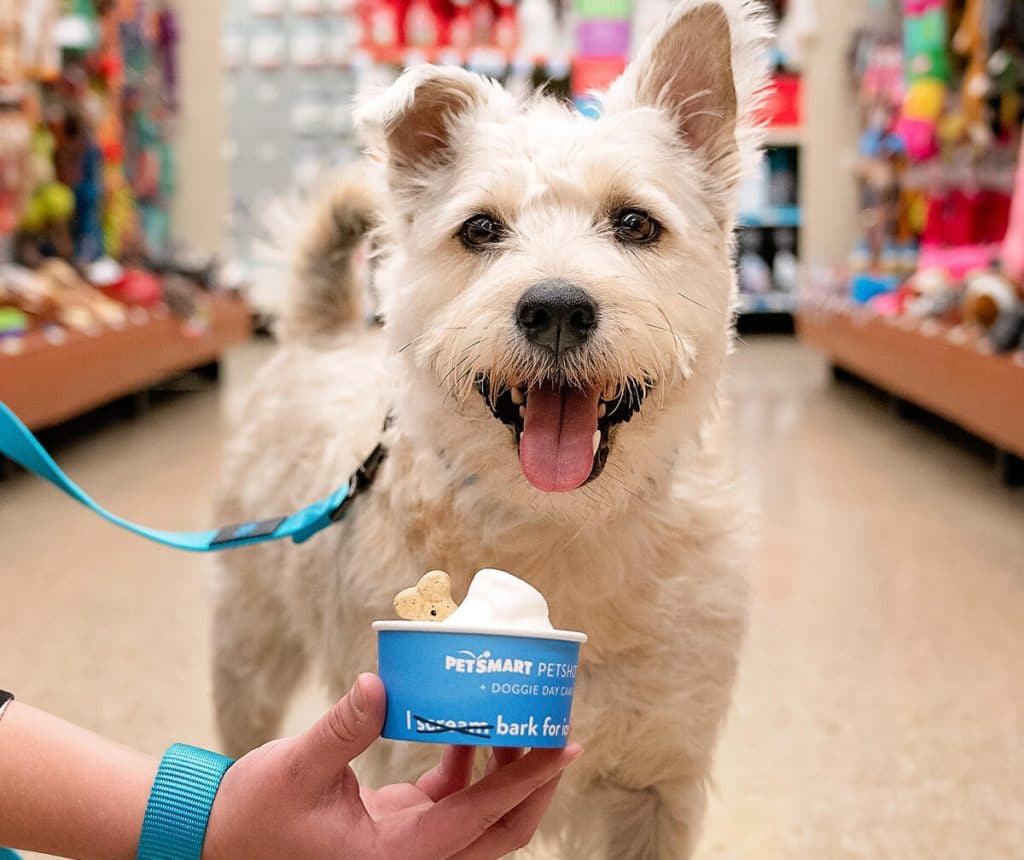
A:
360;1;767;516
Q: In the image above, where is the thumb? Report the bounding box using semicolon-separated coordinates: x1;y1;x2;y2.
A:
300;673;387;777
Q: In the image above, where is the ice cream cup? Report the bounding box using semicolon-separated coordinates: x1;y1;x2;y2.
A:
373;622;587;748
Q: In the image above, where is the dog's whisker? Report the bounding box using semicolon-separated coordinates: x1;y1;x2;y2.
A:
561;525;586;550
437;343;484;404
675;290;716;313
399;327;470;355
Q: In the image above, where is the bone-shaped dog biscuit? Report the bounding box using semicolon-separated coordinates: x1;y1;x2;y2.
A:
394;570;459;621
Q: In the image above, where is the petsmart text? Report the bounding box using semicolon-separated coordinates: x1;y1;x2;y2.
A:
444;650;577;678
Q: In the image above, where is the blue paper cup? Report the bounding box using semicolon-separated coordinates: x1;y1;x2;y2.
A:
373;622;587;748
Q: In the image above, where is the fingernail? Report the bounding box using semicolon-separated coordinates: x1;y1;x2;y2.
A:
564;744;583;764
351;675;366;713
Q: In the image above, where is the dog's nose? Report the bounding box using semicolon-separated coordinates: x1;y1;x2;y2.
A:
515;280;598;353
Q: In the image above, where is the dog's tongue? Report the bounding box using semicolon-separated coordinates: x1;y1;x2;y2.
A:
519;383;600;493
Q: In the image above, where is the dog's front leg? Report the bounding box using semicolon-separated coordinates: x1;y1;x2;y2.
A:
606;776;708;860
552;768;707;860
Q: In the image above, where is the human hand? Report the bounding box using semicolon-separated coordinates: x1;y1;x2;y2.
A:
203;673;581;860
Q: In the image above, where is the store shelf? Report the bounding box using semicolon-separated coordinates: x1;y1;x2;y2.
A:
54;14;97;50
739;291;796;314
765;126;804;147
737;206;802;229
797;302;1024;460
0;297;251;431
354;46;570;74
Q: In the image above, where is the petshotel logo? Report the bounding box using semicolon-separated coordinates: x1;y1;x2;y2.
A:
444;650;534;675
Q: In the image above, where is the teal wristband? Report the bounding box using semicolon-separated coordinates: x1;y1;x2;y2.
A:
137;744;235;860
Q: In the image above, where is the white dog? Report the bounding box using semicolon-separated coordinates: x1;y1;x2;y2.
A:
211;3;768;856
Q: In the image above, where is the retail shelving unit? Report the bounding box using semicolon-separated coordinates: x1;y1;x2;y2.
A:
793;0;1024;485
798;301;1024;485
0;297;251;432
736;68;804;331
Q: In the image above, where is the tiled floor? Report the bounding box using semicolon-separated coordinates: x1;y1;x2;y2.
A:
2;337;1023;859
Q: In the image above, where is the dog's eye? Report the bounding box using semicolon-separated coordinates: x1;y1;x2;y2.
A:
613;209;661;245
459;215;505;248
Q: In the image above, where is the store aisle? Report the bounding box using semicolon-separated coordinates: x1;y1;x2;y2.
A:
704;339;1024;859
2;338;1022;860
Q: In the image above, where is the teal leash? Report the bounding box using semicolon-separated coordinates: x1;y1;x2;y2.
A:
0;401;387;552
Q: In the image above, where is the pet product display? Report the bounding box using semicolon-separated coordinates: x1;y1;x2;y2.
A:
894;0;949;161
845;0;1024;356
571;0;630;114
798;0;1024;492
0;2;252;436
374;569;587;748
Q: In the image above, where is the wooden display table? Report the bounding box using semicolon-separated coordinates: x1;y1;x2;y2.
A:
0;296;252;431
797;301;1024;483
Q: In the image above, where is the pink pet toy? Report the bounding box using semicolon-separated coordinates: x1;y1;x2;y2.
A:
1003;132;1024;284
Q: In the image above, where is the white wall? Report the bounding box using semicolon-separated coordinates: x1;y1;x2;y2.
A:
172;0;228;256
801;0;868;268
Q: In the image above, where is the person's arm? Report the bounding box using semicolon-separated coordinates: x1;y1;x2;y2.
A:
0;677;580;860
0;701;156;860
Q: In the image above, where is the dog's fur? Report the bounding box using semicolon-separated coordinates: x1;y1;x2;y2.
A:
211;3;769;856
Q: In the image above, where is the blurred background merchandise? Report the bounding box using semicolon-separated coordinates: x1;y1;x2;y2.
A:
1;3;1023;858
2;0;1021;476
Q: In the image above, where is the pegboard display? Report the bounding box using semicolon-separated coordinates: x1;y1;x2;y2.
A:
222;0;375;264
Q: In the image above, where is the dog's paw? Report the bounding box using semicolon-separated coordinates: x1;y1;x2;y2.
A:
394;570;459;621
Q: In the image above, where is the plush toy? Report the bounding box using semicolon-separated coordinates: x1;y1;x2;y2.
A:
987;129;1024;352
100;266;162;307
962;269;1019;329
0;306;29;340
1003;130;1024;285
0;259;119;331
856;155;900;267
895;0;950;161
986;0;1024;138
0;102;32;236
987;304;1024;352
56;109;106;263
921;189;978;248
0;264;59;322
903;267;958;318
867;287;907;316
85;255;123;288
22;0;61;81
0;3;20;83
156;4;180;110
162;273;202;320
952;0;992;147
38;257;127;329
129;108;173;254
101;142;140;259
18;114;76;265
988;47;1021;139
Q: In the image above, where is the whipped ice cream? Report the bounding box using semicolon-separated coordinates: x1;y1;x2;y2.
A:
374;568;585;641
443;569;554;632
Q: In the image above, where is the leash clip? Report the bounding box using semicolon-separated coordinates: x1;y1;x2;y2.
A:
329;441;388;523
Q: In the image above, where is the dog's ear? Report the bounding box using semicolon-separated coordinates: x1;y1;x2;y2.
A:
607;1;770;194
357;65;505;196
